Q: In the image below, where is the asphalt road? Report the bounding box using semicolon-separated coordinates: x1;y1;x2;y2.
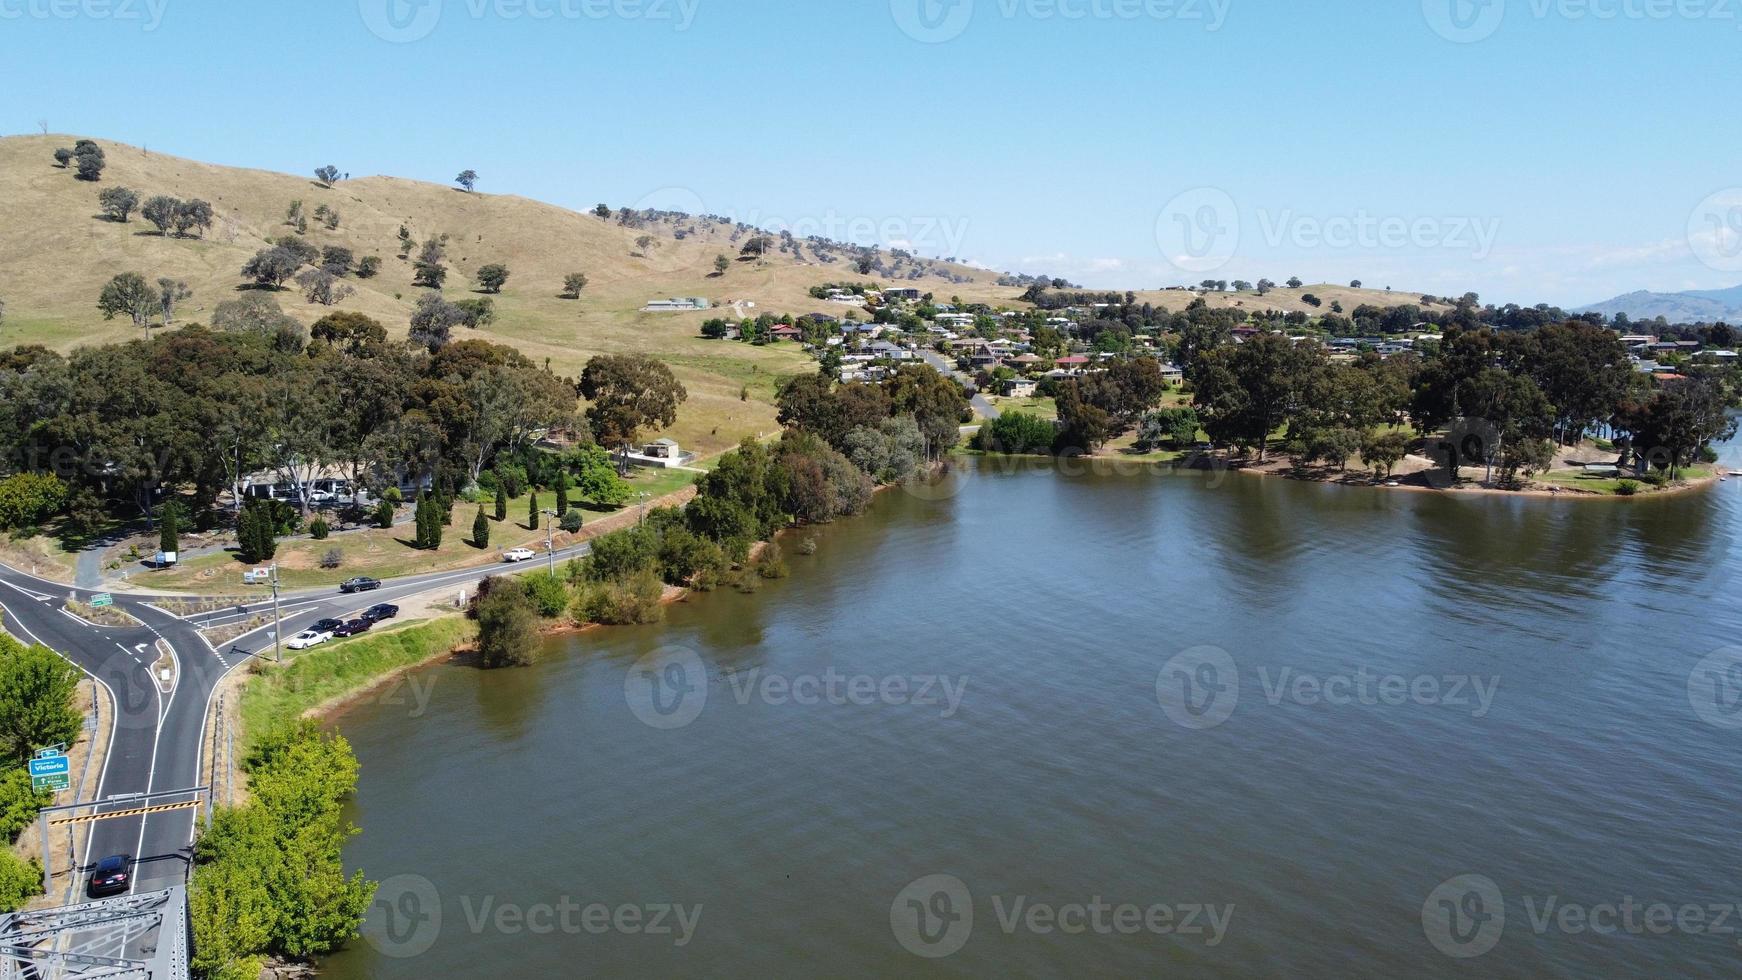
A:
920;350;1000;419
0;539;594;899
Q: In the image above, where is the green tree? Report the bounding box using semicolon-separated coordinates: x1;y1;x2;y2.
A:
477;584;538;668
476;264;510;293
241;247;302;289
528;489;540;530
562;272;589;299
554;471;569;515
473;507;490;549
72;140;105;181
0;629;83;762
1361;430;1411;478
974;412;1058;455
97;272;156;326
495;483;508;521
237;500;279;564
159;500;182;555
578;354;688;451
98;186;140;222
456;169;479;193
713;254;730;276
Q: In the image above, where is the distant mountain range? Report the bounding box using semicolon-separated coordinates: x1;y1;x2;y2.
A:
1577;284;1742;324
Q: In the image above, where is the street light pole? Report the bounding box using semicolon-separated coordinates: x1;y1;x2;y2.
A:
544;510;557;575
637;492;652;526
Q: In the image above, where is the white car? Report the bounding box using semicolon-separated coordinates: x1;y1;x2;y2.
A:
502;548;538;563
286;629;331;651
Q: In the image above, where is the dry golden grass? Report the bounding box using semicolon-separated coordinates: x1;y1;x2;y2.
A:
0;136;1442;450
1128;284;1457;318
0;135;1011;454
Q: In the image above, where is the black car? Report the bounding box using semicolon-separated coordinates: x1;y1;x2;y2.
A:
332;619;372;638
340;577;381;594
362;603;400;623
311;618;346;634
87;854;132;897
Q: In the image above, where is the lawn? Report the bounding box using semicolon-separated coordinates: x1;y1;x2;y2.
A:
238;617;476;748
1537;466;1715;496
987;396;1058;420
141;468;697;593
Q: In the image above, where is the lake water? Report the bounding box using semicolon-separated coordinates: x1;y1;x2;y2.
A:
323;442;1742;978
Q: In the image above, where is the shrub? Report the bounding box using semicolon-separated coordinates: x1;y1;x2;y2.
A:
477;585;539;668
559;510;584;534
373;501;395;529
383;487;403;505
1614;480;1640;496
1641;470;1671;487
309;517;329;540
576;569;665;625
523;571;569;618
974;412;1057;455
756;541;789;579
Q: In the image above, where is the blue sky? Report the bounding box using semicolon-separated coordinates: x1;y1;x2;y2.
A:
4;0;1740;306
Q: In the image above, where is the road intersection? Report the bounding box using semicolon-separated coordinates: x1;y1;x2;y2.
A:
0;539;594;898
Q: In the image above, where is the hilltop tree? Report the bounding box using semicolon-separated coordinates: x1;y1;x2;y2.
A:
592;204;611;219
740;235;774;258
156;278;192;327
561;272;588;299
71;140;105;181
173;199;214;238
97;272;156;326
1256;279;1275;295
52;147;72;169
1287;276;1304;289
314;165;340;186
476;264;510;294
142;195;180;235
713;254;729;276
241;247;301;289
97;186;140;222
455;170;478;193
1351;280;1363;288
578;353;688;450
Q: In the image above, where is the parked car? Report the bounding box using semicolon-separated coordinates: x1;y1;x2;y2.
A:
87;854;132;897
286;629;331;651
502;547;538;563
362;604;400;623
340;577;382;594
332;619;372;638
311;618;345;634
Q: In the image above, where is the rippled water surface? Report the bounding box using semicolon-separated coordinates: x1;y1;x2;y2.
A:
324;443;1742;978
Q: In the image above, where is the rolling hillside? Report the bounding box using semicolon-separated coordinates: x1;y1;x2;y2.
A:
0;135;1450;452
1576;284;1742;324
0;136;1009;455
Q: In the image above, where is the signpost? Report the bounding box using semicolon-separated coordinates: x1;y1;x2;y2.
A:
89;594;113;608
29;750;69;793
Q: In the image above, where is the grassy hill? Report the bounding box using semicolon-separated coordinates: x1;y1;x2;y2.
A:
0;135;1449;452
0;135;1010;455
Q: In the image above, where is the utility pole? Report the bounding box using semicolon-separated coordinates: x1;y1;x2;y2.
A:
270;564;283;663
545;511;557;575
637;492;652;526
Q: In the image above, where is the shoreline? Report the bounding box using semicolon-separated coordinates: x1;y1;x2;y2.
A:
962;447;1728;500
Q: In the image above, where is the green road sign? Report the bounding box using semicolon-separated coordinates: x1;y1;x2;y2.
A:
89;594;113;608
31;773;69;792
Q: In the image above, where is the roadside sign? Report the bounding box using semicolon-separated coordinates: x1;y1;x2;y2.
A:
90;594;113;608
29;753;69;793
